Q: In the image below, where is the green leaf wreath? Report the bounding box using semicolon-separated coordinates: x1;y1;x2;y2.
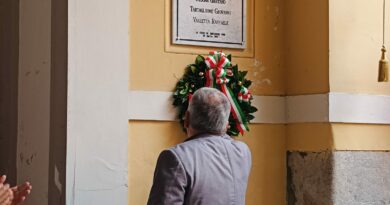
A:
173;51;258;136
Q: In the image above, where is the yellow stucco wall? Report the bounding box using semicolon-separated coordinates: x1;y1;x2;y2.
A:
129;122;286;205
285;0;329;95
286;0;390;151
287;123;390;151
329;0;390;95
128;122;185;205
284;0;390;95
283;0;390;95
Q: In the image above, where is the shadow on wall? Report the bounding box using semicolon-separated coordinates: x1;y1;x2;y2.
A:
48;0;68;203
287;144;390;204
287;151;333;204
286;123;334;204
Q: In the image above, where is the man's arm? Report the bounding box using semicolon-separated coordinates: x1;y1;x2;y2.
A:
147;150;187;205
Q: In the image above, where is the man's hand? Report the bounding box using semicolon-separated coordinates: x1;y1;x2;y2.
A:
10;182;32;205
0;176;13;205
0;175;32;205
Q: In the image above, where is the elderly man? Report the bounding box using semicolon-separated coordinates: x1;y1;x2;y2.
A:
147;87;252;205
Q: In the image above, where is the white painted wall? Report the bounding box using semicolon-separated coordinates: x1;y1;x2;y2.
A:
18;0;52;204
67;0;129;204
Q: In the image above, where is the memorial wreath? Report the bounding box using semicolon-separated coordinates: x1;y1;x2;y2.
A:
173;51;258;136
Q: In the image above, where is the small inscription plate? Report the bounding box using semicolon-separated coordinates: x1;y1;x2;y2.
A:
172;0;246;49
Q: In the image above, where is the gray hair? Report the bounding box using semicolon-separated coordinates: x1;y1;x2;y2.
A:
188;87;231;134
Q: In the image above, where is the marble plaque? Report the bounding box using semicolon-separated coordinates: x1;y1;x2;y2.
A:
172;0;246;49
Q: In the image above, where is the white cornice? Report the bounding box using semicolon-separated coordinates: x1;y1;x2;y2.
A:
128;91;286;123
329;92;390;124
128;91;390;124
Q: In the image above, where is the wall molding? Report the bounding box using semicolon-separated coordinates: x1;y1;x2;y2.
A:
128;91;390;124
329;92;390;124
286;94;329;123
128;91;286;123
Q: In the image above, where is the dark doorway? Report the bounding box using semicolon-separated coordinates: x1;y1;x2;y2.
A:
0;0;19;185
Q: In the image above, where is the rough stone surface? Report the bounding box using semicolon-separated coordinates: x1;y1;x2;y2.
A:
332;152;390;205
287;151;333;205
287;151;390;205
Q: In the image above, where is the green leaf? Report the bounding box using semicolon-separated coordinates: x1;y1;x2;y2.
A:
227;54;232;61
190;65;197;73
249;106;258;113
227;128;239;137
172;99;180;106
179;88;188;95
232;65;239;76
243;80;252;87
247;114;255;121
240;71;248;78
195;55;205;65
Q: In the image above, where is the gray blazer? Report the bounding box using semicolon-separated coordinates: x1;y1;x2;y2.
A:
147;133;252;205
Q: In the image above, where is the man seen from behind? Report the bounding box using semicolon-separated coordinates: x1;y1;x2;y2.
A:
147;87;252;205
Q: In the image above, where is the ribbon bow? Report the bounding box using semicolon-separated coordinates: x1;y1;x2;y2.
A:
205;51;231;87
238;86;251;103
204;51;249;135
